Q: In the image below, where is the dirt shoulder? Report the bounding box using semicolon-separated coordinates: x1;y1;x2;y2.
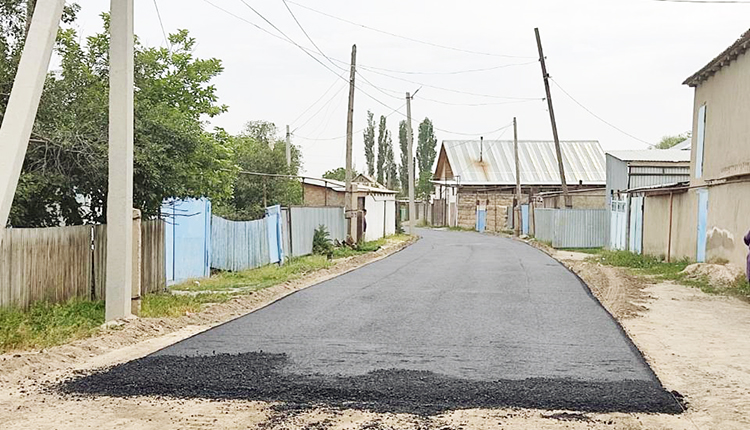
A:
554;250;750;430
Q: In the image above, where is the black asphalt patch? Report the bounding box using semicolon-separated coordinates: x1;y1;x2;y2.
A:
60;352;680;415
59;229;682;414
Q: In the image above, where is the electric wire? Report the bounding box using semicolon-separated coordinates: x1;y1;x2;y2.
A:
152;0;171;51
549;78;653;146
358;60;538;76
284;0;535;58
290;73;347;127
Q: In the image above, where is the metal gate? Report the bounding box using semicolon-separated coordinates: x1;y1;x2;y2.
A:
609;199;627;250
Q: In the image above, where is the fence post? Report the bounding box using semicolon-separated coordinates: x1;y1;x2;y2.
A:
131;209;141;316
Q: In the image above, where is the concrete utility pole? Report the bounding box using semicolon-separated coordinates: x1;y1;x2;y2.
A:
406;91;416;235
285;125;291;167
514;117;522;237
106;0;135;321
535;28;571;208
344;44;357;243
0;0;65;228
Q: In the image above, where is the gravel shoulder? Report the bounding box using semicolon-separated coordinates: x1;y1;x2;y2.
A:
3;235;750;429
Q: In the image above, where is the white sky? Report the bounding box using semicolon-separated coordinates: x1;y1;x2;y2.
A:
71;0;749;177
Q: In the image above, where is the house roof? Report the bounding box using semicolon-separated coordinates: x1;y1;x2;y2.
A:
353;174;388;190
684;28;750;87
606;149;691;163
669;139;691;151
302;177;397;194
435;140;606;186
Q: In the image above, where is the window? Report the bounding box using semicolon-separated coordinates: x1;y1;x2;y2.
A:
695;104;707;178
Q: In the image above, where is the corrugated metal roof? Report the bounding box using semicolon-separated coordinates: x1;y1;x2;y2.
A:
441;140;605;185
302;177;398;194
669;139;691;151
606;149;691;163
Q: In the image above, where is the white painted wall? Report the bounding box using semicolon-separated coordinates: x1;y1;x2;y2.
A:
364;194;396;241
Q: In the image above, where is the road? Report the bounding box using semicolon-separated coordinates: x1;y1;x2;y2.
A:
64;229;681;414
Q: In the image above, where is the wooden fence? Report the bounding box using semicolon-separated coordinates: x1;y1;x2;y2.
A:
0;221;166;309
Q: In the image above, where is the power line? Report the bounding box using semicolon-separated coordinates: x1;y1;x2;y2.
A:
293;83;347;132
152;0;171;51
358;60;538;76
290;73;347;126
549;78;653;146
358;67;540;100
280;0;345;71
284;0;534;58
653;0;750;3
418;96;544;107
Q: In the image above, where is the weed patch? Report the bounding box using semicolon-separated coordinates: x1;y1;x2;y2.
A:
141;293;233;318
0;299;104;354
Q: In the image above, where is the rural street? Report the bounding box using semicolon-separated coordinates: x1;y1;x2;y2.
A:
65;229;680;414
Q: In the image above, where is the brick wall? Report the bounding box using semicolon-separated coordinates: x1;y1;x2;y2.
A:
303;184;344;206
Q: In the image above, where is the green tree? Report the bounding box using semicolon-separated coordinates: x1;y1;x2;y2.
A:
8;13;235;226
376;115;389;184
363;110;375;177
416;118;438;199
398;120;413;194
322;167;347;181
385;143;398;191
654;132;691;149
215;121;302;221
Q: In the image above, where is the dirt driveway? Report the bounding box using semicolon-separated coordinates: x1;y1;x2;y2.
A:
2;240;750;429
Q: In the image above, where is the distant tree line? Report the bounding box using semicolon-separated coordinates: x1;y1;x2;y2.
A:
362;110;437;199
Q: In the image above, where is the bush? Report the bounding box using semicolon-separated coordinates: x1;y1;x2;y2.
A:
312;225;333;257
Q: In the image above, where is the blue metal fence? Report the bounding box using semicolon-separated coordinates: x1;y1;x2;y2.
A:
163;198;212;284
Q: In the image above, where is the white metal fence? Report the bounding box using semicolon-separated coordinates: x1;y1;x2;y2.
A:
287;206;347;257
534;208;607;248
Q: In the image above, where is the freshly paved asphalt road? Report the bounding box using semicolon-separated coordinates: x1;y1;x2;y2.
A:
64;229;681;414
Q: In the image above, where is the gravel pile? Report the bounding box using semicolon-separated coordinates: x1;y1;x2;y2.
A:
59;352;682;415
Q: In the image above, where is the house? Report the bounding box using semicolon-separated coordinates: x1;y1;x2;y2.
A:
605;149;691;252
431;140;606;232
300;177;397;242
638;29;750;265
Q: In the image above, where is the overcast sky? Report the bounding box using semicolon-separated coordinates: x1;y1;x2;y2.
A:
72;0;749;177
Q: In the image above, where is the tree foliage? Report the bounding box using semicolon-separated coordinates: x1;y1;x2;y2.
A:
363;110;375;177
416;118;438;199
653;132;691;149
7;11;235;227
322;167;347;181
398;120;413;195
376;115;390;184
214;121;302;221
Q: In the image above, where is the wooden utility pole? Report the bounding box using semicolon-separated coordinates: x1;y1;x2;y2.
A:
285;125;291;167
406;91;416;235
514;117;521;237
345;44;357;242
535;28;571;208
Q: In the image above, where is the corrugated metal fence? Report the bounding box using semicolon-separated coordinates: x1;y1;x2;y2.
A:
288;206;346;257
211;216;270;272
534;208;607;248
1;221;166;309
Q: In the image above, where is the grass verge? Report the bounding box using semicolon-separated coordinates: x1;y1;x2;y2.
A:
0;299;104;354
170;255;332;293
590;250;750;301
558;247;603;255
331;234;410;258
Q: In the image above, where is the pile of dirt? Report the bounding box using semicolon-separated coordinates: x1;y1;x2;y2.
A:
681;263;744;287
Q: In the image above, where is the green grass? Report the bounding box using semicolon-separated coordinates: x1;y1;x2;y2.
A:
590;250;750;302
141;293;233;318
0;299;104;354
170;255;332;293
558;247;603;255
